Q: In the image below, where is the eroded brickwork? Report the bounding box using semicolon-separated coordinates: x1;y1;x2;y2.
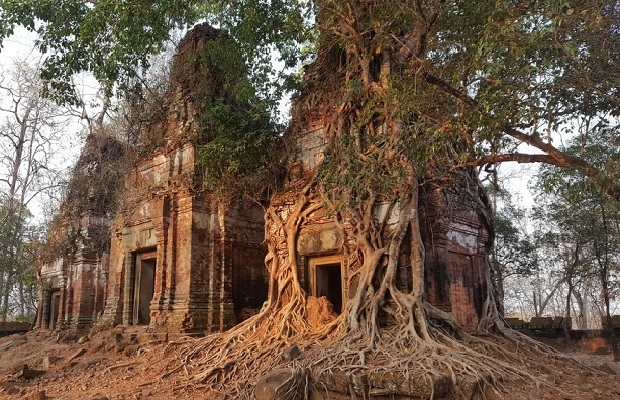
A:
36;132;123;331
39;24;269;333
37;216;110;331
96;25;268;333
420;187;490;332
286;118;491;332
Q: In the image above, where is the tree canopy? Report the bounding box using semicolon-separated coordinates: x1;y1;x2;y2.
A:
1;0;618;195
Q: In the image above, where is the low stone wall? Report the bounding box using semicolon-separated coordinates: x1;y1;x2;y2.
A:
505;316;571;330
519;328;620;354
0;322;31;337
506;317;620;354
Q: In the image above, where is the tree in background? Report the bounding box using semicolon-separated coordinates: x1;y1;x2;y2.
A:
487;185;539;310
533;126;620;355
0;202;40;321
0;61;72;321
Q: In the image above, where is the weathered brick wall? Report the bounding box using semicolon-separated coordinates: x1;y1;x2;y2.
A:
286;123;491;332
420;186;491;332
37;214;110;331
293;128;326;171
101;185;267;332
225;207;269;320
98;96;268;333
36;130;128;330
0;322;31;336
41;24;273;334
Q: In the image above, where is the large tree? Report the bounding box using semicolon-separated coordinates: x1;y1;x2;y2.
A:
0;60;71;321
534;127;620;356
2;0;620;397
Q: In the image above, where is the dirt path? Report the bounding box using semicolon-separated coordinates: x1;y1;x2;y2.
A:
1;329;620;399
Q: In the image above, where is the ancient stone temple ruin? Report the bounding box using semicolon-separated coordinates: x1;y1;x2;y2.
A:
37;25;269;333
278;44;492;332
36;215;110;331
36;134;124;330
420;184;491;331
99;166;266;333
96;25;268;333
276;129;490;332
98;146;267;332
37;23;491;334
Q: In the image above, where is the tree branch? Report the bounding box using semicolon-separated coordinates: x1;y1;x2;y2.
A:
456;153;574;168
422;72;620;201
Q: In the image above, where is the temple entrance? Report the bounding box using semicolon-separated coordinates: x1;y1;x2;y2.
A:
49;290;60;329
133;251;157;325
310;255;345;314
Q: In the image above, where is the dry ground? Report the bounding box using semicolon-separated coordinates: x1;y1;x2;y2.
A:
1;328;620;400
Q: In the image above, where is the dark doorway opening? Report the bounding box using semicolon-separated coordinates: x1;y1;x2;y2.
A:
133;256;156;325
49;290;60;329
315;263;343;313
310;255;345;314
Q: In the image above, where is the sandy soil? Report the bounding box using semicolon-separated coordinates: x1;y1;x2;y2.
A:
1;328;620;400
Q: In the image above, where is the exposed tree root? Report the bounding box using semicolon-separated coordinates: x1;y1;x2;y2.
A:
159;181;600;399
160;31;606;392
104;362;138;374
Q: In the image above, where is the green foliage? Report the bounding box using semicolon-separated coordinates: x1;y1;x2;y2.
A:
0;199;40;321
318;133;404;212
537;126;620;205
492;193;539;279
3;0;618;183
201;0;316;112
196;103;283;201
532;128;620;310
0;0;200;104
189;36;284;201
423;0;620;167
2;0;619;213
0;0;314;107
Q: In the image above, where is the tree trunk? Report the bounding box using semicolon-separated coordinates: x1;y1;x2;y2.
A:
0;269;13;321
563;275;573;351
572;290;588;330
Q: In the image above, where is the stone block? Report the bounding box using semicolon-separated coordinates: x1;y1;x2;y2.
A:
67;348;86;362
505;318;527;329
281;344;300;362
3;380;26;395
595;346;611;355
254;369;293;400
10;363;29;374
552;317;571;329
596;363;616;374
73;358;103;372
123;344;138;357
42;356;62;369
0;378;21;391
529;317;553;329
601;315;620;328
25;390;47;400
12;365;45;380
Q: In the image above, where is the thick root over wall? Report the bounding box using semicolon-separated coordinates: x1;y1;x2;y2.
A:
158;185;597;400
